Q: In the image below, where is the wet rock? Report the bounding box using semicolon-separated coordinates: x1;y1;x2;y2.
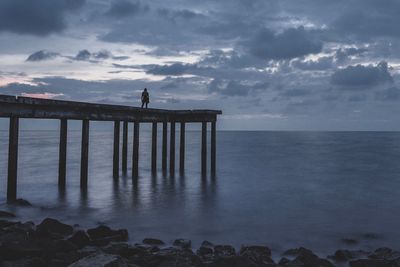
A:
173;238;192;249
214;245;236;258
142;238;165;246
49;239;78;253
349;259;399;267
0;210;16;218
279;257;291;265
10;198;32;206
369;247;400;261
0;220;19;228
284;247;334;267
240;245;274;265
212;255;256;267
68;252;129;267
87;225;128;242
329;249;369;262
201;240;214;247
1;257;46;267
283;247;313;257
197;245;213;257
0;242;44;260
102;242;130;255
68;230;91;249
153;247;202;267
36;217;73;236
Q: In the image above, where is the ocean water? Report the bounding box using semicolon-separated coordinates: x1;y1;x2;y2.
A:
1;126;400;256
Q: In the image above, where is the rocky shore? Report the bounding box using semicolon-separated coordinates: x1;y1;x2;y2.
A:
1;211;399;266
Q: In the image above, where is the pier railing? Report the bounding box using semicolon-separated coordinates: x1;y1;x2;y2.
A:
0;94;222;202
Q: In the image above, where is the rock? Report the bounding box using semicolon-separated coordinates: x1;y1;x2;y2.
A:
142;238;165;246
201;240;214;247
284;248;334;267
369;247;400;261
87;225;128;242
1;257;46;267
0;242;43;260
0;210;16;218
212;255;257;267
173;238;192;249
68;252;129;267
240;245;274;265
36;218;73;236
283;247;313;257
10;198;32;206
49;239;79;253
214;245;236;258
102;242;130;256
68;230;91;249
153;247;202;267
0;220;19;228
341;238;358;245
329;249;369;262
279;257;291;265
197;246;213;256
350;259;399;267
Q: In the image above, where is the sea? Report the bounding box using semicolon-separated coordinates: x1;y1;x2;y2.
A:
1;126;400;256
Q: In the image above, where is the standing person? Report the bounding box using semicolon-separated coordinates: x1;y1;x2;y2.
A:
141;88;149;108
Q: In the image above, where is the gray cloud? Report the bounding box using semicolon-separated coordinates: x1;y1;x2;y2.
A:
375;87;400;101
105;0;148;17
331;61;393;88
0;0;85;36
26;50;59;62
292;56;334;71
244;27;323;61
145;63;213;76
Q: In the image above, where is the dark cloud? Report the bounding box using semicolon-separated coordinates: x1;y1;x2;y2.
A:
145;63;213;76
0;0;85;36
26;50;59;62
292;56;334;71
375;87;400;101
75;50;91;61
105;0;148;17
209;79;268;97
245;27;323;60
335;47;367;63
331;61;393;88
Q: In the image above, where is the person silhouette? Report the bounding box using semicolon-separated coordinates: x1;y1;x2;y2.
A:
141;88;149;108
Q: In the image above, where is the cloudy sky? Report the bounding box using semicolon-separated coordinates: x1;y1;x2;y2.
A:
1;0;400;130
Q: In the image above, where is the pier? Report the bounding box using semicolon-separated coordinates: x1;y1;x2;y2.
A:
0;95;222;202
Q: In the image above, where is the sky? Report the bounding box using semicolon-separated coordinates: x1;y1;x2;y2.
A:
1;0;400;130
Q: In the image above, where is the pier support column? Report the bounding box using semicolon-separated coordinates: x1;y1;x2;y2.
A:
201;122;207;176
113;121;120;179
179;122;185;174
7;116;19;202
170;122;175;176
211;121;216;175
162;122;167;173
58;119;68;188
80;120;89;189
132;122;140;177
151;122;157;173
122;121;128;175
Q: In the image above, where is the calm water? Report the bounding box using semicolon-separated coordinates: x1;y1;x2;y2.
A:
1;127;400;256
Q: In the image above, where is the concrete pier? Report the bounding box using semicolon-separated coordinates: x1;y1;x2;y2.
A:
0;94;221;201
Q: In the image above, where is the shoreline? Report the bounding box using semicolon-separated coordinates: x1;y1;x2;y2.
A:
1;211;399;267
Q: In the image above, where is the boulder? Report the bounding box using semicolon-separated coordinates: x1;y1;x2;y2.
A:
87;225;128;242
173;238;192;249
283;248;334;267
0;210;16;218
68;252;129;267
240;245;274;265
329;249;368;262
102;242;130;256
11;198;32;206
350;259;399;267
142;238;165;246
68;230;91;249
36;218;73;236
369;247;400;261
214;245;236;258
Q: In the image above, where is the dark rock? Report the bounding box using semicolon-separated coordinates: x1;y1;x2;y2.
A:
142;238;165;246
329;249;369;262
173;238;192;249
197;246;213;256
350;259;399;267
87;225;128;242
0;210;16;218
279;257;291;265
1;257;46;267
11;198;32;206
0;242;43;260
201;240;214;247
102;242;130;256
49;239;78;253
0;220;19;228
214;245;236;258
36;217;73;236
68;230;91;249
289;247;335;267
153;247;202;267
369;247;400;261
342;238;358;245
240;245;274;265
213;255;257;267
283;247;313;257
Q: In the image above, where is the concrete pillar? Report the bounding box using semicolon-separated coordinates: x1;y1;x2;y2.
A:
80;119;89;189
170;121;175;176
132;122;140;177
58;119;68;188
122;121;128;174
211;121;216;175
162;122;167;172
179;122;185;173
151;122;157;173
201;122;207;175
7;116;19;202
113;121;120;179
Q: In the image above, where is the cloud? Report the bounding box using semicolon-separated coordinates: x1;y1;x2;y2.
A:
245;27;323;60
375;87;400;101
335;47;368;63
331;61;393;88
145;63;214;77
0;0;85;36
291;56;334;70
209;79;268;97
105;0;148;17
26;50;59;62
21;92;64;99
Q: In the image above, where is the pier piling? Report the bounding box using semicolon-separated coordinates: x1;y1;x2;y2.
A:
152;122;157;173
113;121;120;179
122;121;128;174
201;122;207;176
133;122;140;177
180;122;185;173
80;119;89;189
7;116;19;202
162;122;167;173
58;119;68;188
211;121;216;175
170;122;176;176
